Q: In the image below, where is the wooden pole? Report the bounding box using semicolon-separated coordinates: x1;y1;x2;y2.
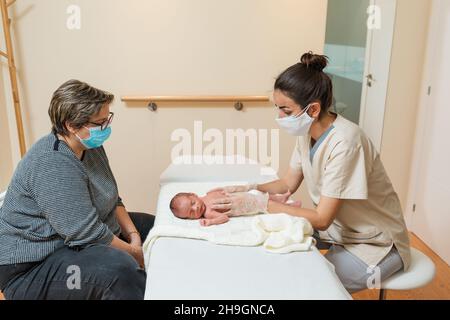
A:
1;0;26;157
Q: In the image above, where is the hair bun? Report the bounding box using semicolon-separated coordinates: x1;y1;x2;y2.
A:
300;51;328;72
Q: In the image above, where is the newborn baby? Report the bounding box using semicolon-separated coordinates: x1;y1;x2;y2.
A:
170;190;301;227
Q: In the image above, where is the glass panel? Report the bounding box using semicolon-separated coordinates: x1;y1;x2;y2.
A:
324;0;370;124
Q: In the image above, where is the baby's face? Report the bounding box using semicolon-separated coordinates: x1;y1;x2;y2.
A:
173;193;206;219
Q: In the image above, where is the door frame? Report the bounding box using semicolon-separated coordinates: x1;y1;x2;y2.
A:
358;0;397;151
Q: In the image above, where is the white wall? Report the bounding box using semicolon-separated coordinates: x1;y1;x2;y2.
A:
381;0;431;209
3;0;327;212
1;0;432;214
405;0;450;263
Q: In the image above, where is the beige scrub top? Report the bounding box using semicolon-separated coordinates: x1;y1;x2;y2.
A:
290;114;411;270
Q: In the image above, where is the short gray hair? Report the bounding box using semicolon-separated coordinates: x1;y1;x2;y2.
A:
49;79;114;136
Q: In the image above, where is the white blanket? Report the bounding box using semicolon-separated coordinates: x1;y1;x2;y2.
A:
143;212;315;269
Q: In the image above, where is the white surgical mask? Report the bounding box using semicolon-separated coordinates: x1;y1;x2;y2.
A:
275;104;314;136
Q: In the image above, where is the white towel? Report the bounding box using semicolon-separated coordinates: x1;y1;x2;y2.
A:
254;214;315;254
143;213;315;269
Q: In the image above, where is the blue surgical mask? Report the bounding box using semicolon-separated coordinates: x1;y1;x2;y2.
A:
76;126;112;149
275;104;314;136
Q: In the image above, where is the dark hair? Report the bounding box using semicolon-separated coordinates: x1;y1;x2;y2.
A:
274;51;333;118
49;79;114;136
169;192;192;218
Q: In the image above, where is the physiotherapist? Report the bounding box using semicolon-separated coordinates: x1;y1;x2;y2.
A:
210;52;411;293
0;80;155;300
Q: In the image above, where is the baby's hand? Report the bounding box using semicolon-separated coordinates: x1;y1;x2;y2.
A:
200;219;211;227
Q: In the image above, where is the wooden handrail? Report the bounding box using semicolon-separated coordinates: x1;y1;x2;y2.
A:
121;95;270;111
121;95;270;102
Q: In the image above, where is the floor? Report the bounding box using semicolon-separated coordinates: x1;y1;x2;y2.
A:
0;233;448;300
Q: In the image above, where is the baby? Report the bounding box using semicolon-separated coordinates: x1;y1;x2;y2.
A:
169;190;301;227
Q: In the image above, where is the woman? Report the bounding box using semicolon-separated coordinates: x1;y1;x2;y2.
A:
211;52;411;293
0;80;154;299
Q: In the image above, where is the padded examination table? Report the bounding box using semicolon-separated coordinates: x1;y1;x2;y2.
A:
144;158;351;300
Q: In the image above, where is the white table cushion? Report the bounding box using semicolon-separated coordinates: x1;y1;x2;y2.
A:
160;155;277;185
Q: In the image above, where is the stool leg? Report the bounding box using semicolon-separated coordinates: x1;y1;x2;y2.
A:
379;289;387;300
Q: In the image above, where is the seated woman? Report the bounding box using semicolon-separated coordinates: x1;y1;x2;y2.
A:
170;190;301;226
0;80;155;300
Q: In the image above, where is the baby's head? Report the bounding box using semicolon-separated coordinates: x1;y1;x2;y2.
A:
170;192;206;220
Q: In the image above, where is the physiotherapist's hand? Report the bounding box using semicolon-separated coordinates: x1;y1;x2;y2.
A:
268;190;292;204
208;183;258;194
211;192;269;217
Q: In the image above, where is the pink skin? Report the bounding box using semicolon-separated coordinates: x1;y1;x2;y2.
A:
172;191;302;226
171;192;230;226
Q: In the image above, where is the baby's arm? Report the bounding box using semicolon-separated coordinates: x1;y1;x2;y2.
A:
200;213;229;227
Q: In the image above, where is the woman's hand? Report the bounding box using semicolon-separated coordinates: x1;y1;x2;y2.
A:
128;232;142;247
127;232;143;267
208;183;258;194
110;235;145;268
211;192;269;217
130;245;145;269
